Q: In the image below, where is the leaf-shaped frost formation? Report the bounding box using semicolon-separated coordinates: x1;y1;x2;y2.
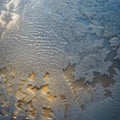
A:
0;0;120;120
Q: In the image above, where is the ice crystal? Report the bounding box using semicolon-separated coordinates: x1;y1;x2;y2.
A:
0;0;120;120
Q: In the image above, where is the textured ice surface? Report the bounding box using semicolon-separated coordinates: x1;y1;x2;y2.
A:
0;0;120;120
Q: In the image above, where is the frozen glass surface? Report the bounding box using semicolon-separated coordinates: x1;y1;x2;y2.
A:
0;0;120;120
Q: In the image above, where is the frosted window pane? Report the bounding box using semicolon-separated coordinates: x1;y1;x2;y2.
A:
0;0;120;120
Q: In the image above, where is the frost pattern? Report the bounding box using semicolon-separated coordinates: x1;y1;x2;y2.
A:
0;0;120;120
